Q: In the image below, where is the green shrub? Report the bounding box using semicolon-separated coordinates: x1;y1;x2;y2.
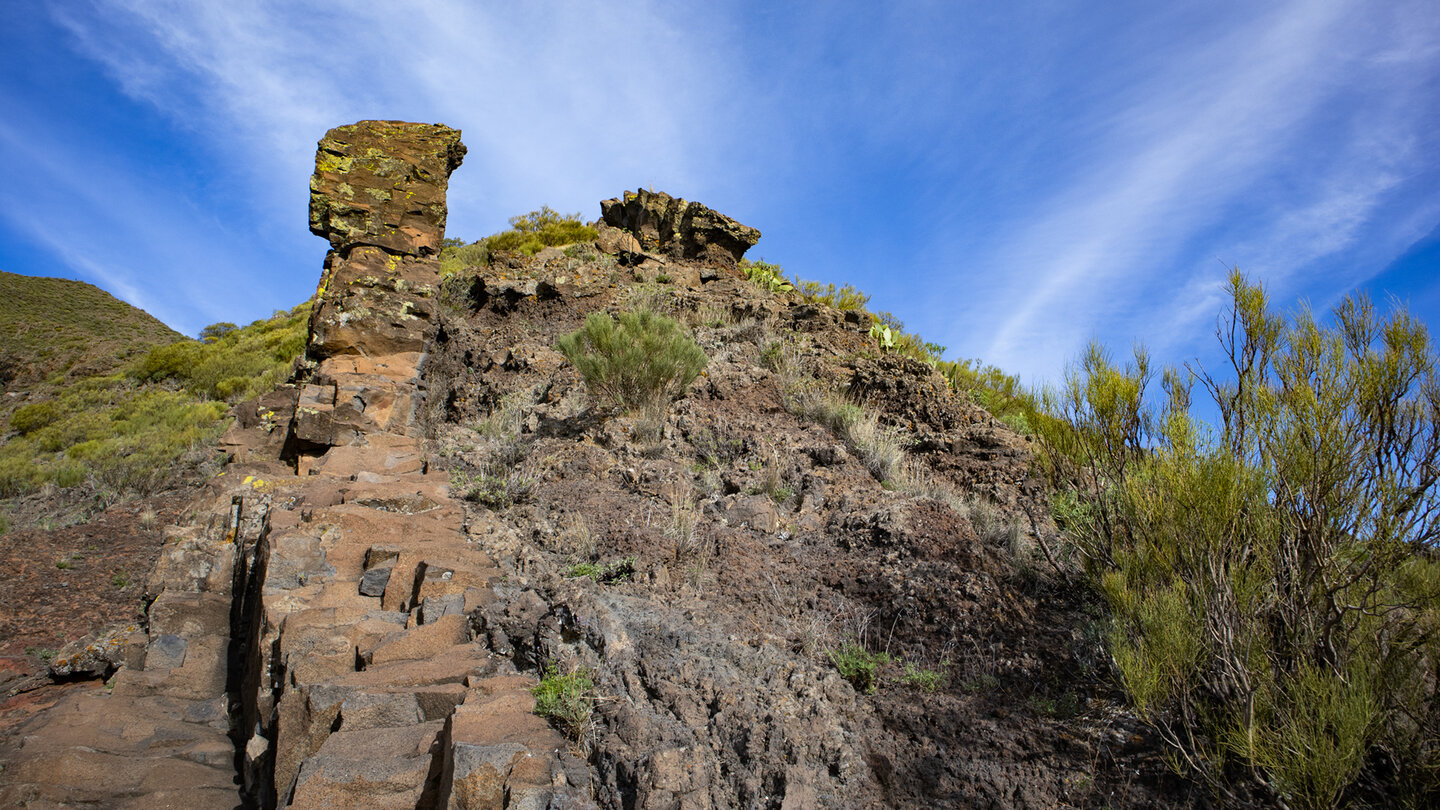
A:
796;279;869;311
8;402;60;435
438;241;490;278
900;663;946;692
532;664;596;744
565;556;635;584
481;206;596;257
828;643;892;694
557;309;707;413
741;260;794;294
1041;270;1440;808
199;322;238;342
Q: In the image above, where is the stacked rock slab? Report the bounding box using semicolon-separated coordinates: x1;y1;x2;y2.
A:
0;499;268;808
0;121;590;809
241;121;589;808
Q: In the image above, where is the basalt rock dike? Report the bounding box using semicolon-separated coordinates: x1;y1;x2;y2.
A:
0;121;1193;809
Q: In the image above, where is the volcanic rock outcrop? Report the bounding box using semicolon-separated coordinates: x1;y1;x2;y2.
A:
599;189;760;270
1;121;1190;810
0;121;589;809
309;121;466;256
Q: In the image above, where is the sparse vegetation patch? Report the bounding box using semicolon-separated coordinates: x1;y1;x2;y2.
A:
482;206;597;257
828;643;892;694
532;663;597;748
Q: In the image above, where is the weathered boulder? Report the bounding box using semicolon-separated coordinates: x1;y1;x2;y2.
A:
309;120;466;256
47;623;141;680
599;189;760;269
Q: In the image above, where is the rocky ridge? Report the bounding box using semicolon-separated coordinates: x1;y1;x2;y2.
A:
0;120;1190;809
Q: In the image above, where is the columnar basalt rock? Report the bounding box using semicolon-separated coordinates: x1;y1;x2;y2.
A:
229;121;590;807
1;121;592;810
297;121;465;471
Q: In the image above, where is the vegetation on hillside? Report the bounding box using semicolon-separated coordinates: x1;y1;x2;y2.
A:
440;206;597;276
0;270;182;389
133;304;309;402
1037;271;1440;808
556;309;707;413
739;258;1043;432
735;255;1440;805
1;303;310;506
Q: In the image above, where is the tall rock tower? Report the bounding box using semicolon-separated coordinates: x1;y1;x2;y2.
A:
293;121;466;476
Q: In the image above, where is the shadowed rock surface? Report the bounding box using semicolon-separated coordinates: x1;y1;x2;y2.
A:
600;189;761;270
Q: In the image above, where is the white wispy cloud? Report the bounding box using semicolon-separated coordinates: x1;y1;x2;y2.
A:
942;0;1440;383
11;0;1437;370
10;0;751;335
0;113;273;333
57;0;743;237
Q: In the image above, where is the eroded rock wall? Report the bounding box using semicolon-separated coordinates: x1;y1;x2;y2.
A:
231;121;590;808
0;121;591;810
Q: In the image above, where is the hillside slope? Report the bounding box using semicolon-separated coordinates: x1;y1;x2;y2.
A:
418;201;1191;808
0;121;1193;810
0;270;182;391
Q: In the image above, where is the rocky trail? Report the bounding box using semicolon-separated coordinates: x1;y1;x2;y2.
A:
0;121;1192;809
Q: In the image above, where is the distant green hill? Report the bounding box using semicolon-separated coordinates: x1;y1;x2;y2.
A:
0;270;311;515
0;270;184;390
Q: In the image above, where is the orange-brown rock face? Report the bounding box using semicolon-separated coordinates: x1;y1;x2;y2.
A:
308;120;466;256
299;121;466;459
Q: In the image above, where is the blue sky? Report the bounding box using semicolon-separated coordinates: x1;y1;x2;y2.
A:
2;0;1437;389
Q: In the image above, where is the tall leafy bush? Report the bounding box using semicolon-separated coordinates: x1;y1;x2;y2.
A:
1041;271;1440;808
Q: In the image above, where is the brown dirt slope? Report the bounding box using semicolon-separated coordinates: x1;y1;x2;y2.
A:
422;237;1199;809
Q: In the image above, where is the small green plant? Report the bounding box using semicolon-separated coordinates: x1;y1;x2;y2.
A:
24;647;57;662
758;341;784;371
450;467;534;509
1048;488;1091;534
796;279;869;311
1026;691;1080;719
999;410;1033;436
566;556;635;584
532;663;596;745
556;309;707;413
438;240;491;277
111;572;130;589
961;673;1001;694
481;207;597;256
868;320;895;350
828;643;892;694
900;663;946;692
